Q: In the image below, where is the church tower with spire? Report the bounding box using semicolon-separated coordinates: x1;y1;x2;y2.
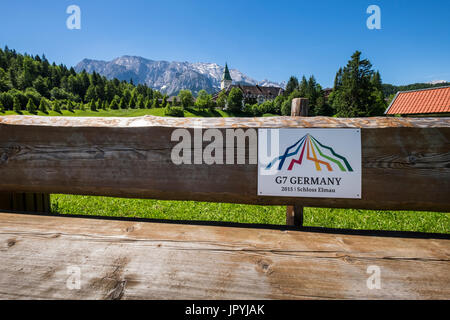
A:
221;63;233;90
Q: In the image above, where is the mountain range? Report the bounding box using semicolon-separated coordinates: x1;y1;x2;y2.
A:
75;56;285;96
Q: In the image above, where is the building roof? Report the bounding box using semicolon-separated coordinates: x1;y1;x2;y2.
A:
385;86;450;115
222;63;232;81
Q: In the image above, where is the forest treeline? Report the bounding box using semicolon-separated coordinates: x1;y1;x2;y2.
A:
382;82;450;97
1;46;446;117
0;46;163;113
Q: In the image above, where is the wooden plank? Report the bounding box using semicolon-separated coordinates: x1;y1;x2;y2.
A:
24;193;35;212
42;193;50;213
0;115;449;211
0;212;448;300
0;193;12;210
12;193;25;212
35;193;44;213
286;204;303;226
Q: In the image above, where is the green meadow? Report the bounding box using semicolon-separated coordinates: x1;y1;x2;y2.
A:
1;107;277;118
51;194;449;234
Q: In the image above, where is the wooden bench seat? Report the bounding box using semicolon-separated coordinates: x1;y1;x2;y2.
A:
0;212;448;300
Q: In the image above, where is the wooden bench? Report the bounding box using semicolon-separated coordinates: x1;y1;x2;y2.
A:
0;113;449;299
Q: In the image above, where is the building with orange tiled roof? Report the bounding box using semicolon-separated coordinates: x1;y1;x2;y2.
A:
385;86;450;116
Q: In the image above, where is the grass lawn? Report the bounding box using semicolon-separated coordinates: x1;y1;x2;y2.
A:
1;107;249;118
51;194;450;234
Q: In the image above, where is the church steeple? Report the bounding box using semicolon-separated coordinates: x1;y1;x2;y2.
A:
221;63;232;90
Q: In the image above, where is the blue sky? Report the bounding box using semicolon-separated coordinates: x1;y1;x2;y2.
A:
1;0;449;87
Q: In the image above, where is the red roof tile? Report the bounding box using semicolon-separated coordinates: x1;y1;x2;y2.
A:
386;86;450;115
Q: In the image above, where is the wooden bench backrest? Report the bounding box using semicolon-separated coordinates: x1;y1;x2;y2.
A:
0;115;449;212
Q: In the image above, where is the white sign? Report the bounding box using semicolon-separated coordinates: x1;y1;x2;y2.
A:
258;128;361;199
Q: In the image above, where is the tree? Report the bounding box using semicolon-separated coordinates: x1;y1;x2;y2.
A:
329;51;385;117
313;95;333;116
273;95;285;114
67;100;74;112
53;100;61;113
216;91;227;109
27;99;36;113
24;87;42;106
84;84;97;102
137;95;145;109
104;82;116;102
151;98;159;109
227;87;243;112
110;95;120;110
195;90;212;111
129;93;137;109
285;76;299;96
0;70;10;92
33;76;49;97
89;99;97;111
162;95;168;108
0;45;170;117
370;71;388;114
119;97;126;109
298;76;308;96
144;98;151;109
178;90;194;109
0;92;13;110
0;100;4;113
38;98;47;113
13;96;21;112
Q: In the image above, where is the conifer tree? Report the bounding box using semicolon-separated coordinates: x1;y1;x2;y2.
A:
67;101;74;112
137;95;145;109
119;97;126;109
13;96;22;112
285;76;299;96
110;96;120;110
329;51;385;117
144;98;151;109
90;99;97;111
38;98;47;113
27;98;36;113
53;100;61;113
151;98;158;109
129;94;137;109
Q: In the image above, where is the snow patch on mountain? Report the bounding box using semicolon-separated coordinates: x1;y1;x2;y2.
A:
75;56;284;95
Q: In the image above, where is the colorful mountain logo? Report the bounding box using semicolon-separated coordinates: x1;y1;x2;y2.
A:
266;134;353;172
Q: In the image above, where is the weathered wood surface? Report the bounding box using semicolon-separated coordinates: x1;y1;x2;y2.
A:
0;115;449;211
0;212;448;300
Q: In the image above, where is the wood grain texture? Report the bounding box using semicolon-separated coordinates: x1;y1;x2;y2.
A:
0;212;448;300
0;115;449;211
1;114;449;128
